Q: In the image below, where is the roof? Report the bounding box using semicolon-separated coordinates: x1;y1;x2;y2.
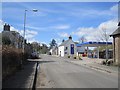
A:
110;27;120;36
59;39;69;46
74;42;79;44
52;46;58;51
76;42;112;47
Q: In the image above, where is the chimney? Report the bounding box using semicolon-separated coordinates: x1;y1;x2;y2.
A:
69;35;72;40
8;24;10;31
3;23;10;31
3;23;7;31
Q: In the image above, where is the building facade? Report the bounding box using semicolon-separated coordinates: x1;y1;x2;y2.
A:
76;45;85;56
110;26;120;65
2;24;23;48
58;36;77;57
49;46;58;55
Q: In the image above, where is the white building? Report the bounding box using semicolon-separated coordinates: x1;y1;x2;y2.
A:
58;36;77;57
49;46;58;55
76;45;85;56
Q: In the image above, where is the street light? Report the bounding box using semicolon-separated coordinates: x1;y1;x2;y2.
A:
33;9;38;12
22;9;38;66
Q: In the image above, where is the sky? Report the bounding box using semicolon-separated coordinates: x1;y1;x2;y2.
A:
1;2;119;46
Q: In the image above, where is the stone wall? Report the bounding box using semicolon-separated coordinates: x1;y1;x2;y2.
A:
114;35;120;65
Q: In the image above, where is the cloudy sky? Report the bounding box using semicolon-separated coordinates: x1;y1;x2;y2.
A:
1;2;119;45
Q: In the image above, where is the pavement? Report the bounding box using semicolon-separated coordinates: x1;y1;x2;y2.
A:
2;60;37;88
68;57;118;74
53;55;118;74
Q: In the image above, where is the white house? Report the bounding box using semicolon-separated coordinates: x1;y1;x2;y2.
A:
49;46;58;55
58;36;77;57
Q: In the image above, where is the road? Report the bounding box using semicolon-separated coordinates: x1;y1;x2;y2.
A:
36;55;118;88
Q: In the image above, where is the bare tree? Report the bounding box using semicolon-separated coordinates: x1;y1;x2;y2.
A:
98;26;110;60
78;36;87;43
99;27;110;42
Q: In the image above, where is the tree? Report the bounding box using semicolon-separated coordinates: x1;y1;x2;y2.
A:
96;26;111;60
62;39;65;42
98;27;110;42
40;43;49;54
31;42;40;52
2;36;11;45
49;39;57;49
78;36;87;43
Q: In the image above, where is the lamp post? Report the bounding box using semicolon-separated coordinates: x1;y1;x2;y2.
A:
22;9;38;66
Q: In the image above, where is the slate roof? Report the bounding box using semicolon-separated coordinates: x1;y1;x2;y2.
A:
74;42;79;44
59;39;69;46
52;46;58;51
110;27;120;36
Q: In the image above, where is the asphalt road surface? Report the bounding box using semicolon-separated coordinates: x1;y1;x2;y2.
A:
36;55;118;88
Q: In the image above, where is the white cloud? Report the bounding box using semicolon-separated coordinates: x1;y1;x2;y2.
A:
26;30;38;35
110;4;118;12
72;19;118;42
69;3;118;18
98;19;118;33
58;32;69;38
26;25;40;30
26;30;38;39
55;38;62;45
25;24;70;32
0;20;4;32
51;25;70;30
27;38;39;43
19;29;38;39
72;27;96;37
10;26;19;32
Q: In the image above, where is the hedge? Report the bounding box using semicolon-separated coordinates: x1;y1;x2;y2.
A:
2;45;28;80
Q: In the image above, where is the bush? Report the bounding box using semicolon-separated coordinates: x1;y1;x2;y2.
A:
79;57;82;60
101;60;106;65
74;56;76;59
106;60;113;66
2;36;11;45
68;55;70;58
2;45;29;79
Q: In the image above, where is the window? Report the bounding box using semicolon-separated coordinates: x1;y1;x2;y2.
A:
65;52;67;54
65;47;68;50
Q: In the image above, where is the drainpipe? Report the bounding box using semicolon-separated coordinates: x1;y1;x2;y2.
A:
87;47;89;57
97;46;99;59
113;37;116;63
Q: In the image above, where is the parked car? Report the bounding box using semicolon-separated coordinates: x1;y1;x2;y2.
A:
31;52;39;59
82;54;87;57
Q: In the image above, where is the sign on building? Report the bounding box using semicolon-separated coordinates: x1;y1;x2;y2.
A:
71;44;74;54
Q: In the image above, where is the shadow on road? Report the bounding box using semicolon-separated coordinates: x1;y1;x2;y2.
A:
39;61;55;64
